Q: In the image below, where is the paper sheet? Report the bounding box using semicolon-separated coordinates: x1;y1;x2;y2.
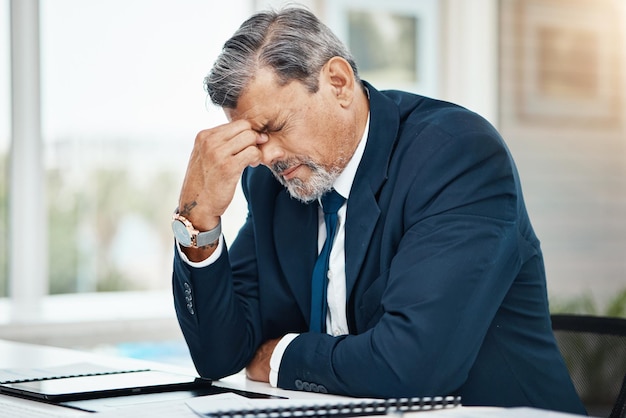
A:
90;393;250;417
0;396;85;417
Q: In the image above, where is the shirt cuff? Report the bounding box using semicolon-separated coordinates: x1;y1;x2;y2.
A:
176;235;224;268
269;333;299;387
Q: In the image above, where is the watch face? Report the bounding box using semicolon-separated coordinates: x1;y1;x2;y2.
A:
172;219;192;247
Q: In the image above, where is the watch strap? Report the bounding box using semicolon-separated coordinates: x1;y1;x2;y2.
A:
195;220;221;247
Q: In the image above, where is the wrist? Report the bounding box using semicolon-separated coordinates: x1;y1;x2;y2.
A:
172;209;221;248
177;201;220;232
181;243;219;263
269;334;299;387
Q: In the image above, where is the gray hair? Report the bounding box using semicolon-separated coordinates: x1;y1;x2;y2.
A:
205;7;360;109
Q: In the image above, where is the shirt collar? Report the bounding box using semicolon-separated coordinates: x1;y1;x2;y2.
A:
332;112;370;200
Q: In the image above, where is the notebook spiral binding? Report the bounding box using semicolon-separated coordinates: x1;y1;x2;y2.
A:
205;395;461;418
0;369;151;384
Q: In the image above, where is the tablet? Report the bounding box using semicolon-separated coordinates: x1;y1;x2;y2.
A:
0;369;214;402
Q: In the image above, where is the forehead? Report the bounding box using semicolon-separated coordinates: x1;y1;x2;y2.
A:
225;68;310;127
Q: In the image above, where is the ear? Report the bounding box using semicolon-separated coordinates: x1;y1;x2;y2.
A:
322;57;355;108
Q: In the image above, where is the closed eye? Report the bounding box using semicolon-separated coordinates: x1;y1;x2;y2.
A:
259;121;285;134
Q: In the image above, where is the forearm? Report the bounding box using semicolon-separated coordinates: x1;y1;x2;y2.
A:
172;249;262;379
276;321;469;398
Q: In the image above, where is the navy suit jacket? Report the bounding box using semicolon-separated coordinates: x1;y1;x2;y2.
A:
173;83;586;415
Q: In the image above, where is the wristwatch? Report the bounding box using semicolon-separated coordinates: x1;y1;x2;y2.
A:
171;210;221;248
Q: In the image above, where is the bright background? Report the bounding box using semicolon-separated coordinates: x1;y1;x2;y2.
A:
0;0;625;365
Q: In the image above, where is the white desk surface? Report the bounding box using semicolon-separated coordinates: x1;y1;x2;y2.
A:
0;339;585;417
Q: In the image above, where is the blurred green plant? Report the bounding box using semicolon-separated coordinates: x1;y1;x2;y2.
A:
47;165;179;294
551;288;626;318
0;146;181;297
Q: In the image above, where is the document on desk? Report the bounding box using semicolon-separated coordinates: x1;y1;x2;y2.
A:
85;395;579;418
91;393;457;418
92;393;240;418
0;395;86;417
186;393;461;417
83;393;308;418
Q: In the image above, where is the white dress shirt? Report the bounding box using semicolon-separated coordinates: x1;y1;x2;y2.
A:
178;115;371;388
269;115;370;386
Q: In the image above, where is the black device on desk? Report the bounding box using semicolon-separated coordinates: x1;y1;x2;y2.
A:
0;368;217;402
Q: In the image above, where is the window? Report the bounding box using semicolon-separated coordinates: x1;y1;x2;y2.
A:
4;0;623;337
40;0;239;294
0;0;9;298
3;0;251;298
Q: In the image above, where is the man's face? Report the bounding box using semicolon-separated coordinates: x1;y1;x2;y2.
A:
225;67;355;203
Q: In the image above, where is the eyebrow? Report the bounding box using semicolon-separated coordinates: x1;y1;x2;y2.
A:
258;117;286;133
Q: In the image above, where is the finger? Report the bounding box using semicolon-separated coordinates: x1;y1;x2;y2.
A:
200;119;253;143
193;126;260;167
222;129;264;157
231;144;264;170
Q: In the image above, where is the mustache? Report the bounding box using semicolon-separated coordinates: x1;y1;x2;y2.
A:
272;160;291;174
272;158;317;175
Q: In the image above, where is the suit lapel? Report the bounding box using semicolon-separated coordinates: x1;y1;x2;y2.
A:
345;185;380;298
345;83;400;297
273;191;319;322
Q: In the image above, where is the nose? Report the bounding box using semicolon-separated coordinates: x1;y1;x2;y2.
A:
257;135;284;167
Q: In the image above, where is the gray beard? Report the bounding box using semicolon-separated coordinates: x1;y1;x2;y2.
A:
271;158;339;203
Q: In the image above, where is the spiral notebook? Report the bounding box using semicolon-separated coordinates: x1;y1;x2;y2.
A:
186;393;462;418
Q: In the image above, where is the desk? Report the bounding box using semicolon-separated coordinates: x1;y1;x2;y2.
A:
0;338;199;416
0;339;585;417
0;339;352;417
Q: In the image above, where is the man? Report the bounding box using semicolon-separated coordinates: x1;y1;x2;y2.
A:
172;7;586;414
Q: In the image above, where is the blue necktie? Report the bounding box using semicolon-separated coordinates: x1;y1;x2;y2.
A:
310;189;345;333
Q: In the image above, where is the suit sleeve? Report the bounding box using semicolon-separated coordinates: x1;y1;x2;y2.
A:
172;205;263;379
277;119;533;398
